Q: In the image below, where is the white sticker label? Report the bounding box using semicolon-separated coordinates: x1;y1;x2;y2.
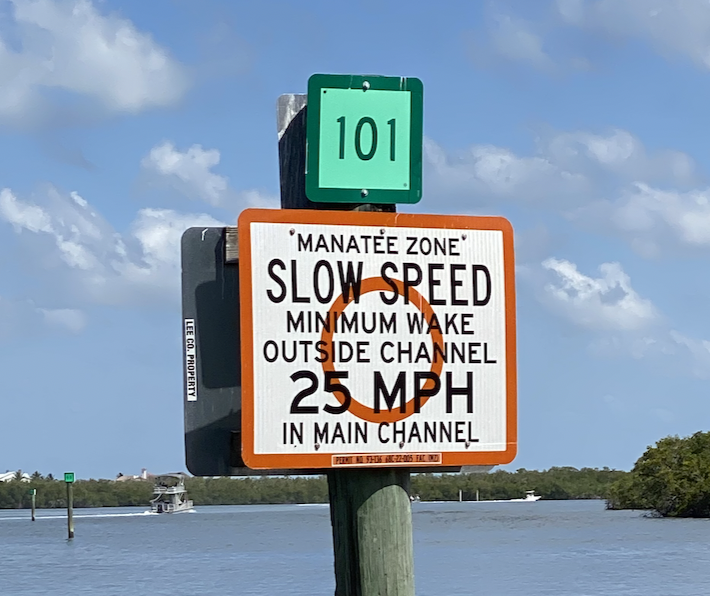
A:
184;318;197;402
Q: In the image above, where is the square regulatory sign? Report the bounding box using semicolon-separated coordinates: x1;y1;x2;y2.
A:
305;74;423;205
238;209;517;470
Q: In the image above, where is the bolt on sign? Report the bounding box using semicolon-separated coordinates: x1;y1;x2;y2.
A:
305;74;423;205
238;209;517;469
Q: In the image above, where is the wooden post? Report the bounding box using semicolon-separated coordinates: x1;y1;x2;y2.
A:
277;95;413;596
30;489;36;521
328;469;414;595
66;482;74;539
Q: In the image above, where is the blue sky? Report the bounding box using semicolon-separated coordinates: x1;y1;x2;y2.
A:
2;0;710;479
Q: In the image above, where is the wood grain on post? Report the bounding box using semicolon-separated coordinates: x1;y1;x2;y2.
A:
328;469;415;596
277;94;414;596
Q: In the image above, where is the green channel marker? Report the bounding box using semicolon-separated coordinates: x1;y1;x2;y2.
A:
306;74;423;204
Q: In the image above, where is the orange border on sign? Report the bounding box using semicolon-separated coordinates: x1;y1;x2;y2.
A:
238;208;518;470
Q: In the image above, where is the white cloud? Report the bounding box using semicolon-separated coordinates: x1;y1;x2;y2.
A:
540;258;659;331
0;188;53;233
111;207;226;303
667;331;710;379
0;186;225;308
556;0;586;23
572;183;710;258
0;0;189;124
616;186;710;248
426;128;710;260
142;142;228;206
0;296;85;338
533;256;710;378
557;0;710;70
424;137;590;208
488;14;554;71
141;140;280;210
424;128;697;211
240;189;280;209
590;330;710;380
541;129;696;185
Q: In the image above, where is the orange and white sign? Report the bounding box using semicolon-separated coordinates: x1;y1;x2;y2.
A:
238;209;517;469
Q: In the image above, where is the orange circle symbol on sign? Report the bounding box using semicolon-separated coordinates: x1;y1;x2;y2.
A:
320;276;445;424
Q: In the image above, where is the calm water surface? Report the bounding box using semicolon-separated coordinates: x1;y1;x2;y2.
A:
0;500;708;595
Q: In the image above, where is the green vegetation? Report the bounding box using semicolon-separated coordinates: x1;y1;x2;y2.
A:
0;476;153;509
12;435;710;516
412;466;625;501
607;431;710;517
0;467;625;509
186;476;329;505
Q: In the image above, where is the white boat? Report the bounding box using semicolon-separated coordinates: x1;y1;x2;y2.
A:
150;474;194;514
508;490;541;502
463;489;541;503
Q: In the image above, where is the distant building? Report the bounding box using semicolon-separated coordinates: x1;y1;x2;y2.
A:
115;468;154;482
0;471;30;483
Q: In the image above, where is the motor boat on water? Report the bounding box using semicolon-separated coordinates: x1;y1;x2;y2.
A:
459;489;542;503
150;473;194;514
509;490;542;502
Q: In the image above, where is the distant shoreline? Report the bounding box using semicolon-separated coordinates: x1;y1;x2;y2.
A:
0;468;625;509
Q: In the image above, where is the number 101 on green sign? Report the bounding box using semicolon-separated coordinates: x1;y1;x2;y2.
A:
306;74;423;204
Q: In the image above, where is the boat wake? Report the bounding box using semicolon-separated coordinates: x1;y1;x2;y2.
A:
0;510;159;521
75;511;159;519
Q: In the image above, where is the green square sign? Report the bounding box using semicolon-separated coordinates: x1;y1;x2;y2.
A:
64;472;74;483
306;74;423;204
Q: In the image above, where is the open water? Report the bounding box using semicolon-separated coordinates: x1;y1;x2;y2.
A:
0;499;708;595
